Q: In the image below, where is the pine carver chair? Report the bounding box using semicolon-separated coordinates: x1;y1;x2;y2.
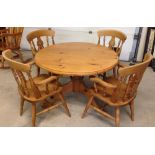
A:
97;29;127;77
27;29;55;75
82;53;152;127
3;49;71;127
0;27;24;68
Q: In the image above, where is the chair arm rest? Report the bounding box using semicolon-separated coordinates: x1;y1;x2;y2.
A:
35;76;58;85
90;77;117;89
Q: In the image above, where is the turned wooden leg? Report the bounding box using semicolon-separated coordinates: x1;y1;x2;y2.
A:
48;72;52;76
81;96;94;118
115;107;120;127
129;100;134;121
58;93;71;117
100;73;106;79
32;104;36;127
20;96;25;116
113;67;118;78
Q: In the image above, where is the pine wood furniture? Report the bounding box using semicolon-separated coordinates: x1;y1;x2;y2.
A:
82;53;153;127
35;42;118;94
97;29;127;76
0;27;24;68
3;49;71;127
27;29;55;75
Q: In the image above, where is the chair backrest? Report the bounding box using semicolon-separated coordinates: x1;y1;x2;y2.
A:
2;49;42;99
0;29;9;35
0;29;9;51
112;53;153;103
97;29;127;56
8;27;24;34
27;29;55;57
0;27;24;51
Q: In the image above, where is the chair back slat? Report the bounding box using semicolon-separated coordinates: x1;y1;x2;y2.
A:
11;69;29;97
46;36;49;46
103;36;106;47
30;40;37;56
52;36;55;45
8;27;24;34
36;36;44;50
109;36;115;49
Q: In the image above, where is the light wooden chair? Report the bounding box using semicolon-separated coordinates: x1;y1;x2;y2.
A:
3;49;71;127
0;27;24;68
0;29;8;68
97;29;127;77
27;29;55;75
82;53;153;127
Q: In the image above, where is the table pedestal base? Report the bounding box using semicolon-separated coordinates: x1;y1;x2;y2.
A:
62;77;89;96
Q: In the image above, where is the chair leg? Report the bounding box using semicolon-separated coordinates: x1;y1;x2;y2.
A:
129;100;134;121
1;56;4;68
32;103;36;127
58;93;71;117
19;52;24;62
100;72;106;79
48;72;52;76
20;96;25;116
37;66;40;76
81;96;94;118
115;107;120;127
16;50;24;62
113;67;117;78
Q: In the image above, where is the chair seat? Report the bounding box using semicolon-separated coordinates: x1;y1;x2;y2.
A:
25;74;61;101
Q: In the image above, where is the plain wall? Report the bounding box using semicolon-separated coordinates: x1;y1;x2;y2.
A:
21;27;136;61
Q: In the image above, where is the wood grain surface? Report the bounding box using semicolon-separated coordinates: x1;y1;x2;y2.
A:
35;42;118;76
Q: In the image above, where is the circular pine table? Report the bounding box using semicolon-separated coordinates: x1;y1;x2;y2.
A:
35;42;118;94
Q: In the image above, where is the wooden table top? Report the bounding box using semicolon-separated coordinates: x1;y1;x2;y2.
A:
35;42;118;76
